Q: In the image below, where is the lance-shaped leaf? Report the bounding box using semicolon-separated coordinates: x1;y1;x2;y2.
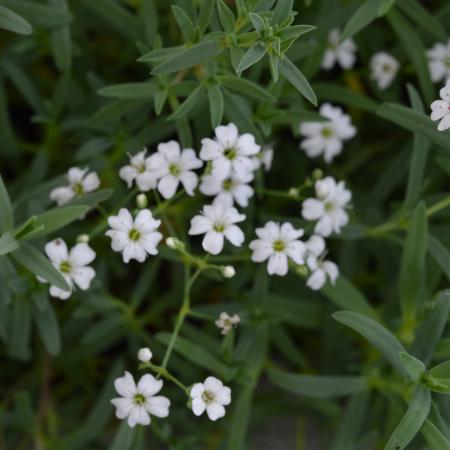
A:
385;386;431;450
207;83;224;129
422;420;450;450
237;44;266;73
217;0;235;34
218;75;275;102
0;173;14;232
279;56;317;105
0;232;19;255
98;82;156;99
226;385;253;450
168;82;206;121
33;302;61;356
0;5;32;35
171;5;196;42
333;311;407;375
341;0;381;41
399;352;426;383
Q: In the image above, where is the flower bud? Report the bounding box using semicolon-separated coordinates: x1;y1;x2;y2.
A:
137;347;153;362
166;236;185;250
136;193;148;209
295;264;309;277
221;265;236;278
315;180;329;198
288;187;299;198
312;168;323;180
77;234;90;243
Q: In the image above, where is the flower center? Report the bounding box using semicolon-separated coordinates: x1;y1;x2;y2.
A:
273;240;285;252
73;182;84;196
129;228;141;241
324;201;334;212
201;390;216;404
321;127;333;138
224;148;237;160
136;164;146;173
59;261;71;274
169;164;181;176
214;223;225;233
382;63;391;73
222;179;234;191
133;393;146;406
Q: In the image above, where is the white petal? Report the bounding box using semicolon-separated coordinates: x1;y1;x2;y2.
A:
69;243;96;267
111;397;134;419
137;374;163;396
108;208;133;231
249;240;273;262
190;383;205;399
140;232;162;255
127;405;150;427
189;215;212;235
285;241;305;265
106;230;129;252
71;266;96;290
179;171;198;196
315;216;334;237
224;225;244;247
146;396;170;418
323;261;339;284
302;199;325;221
202;231;224;255
204;376;223;393
215;123;238;148
136;171;159;191
206;403;226;421
82;172;100;192
123;242;147;263
438;114;450;131
114;371;136;398
200;138;222;160
45;239;69;264
49;186;75;205
67;167;87;182
192;398;206;416
211;157;232;180
49;284;72;300
119;165;138;187
135;209;160;232
216;386;231;405
157;140;180;162
267;253;289;276
307;268;327;290
158;175;179;199
236;133;260;156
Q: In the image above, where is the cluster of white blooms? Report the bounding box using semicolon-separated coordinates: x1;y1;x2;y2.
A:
427;39;450;83
431;80;450;132
370;52;399;90
322;29;357;70
39;238;96;299
50;167;100;206
215;312;240;335
299;103;356;163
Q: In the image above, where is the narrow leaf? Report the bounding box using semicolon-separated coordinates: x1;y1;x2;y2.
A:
237;44;266;72
98;82;156;99
207;83;224;129
218;74;275;102
0;232;19;256
422;420;450;450
0;5;32;35
399;352;426;383
168;83;205;121
171;5;196;42
279;56;317;105
33;303;61;355
0;173;14;232
341;0;380;41
217;0;235;34
271;0;293;25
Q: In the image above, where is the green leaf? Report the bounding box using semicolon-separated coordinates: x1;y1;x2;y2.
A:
98;82;156;99
198;0;215;33
33;303;61;356
378;0;396;16
376;103;450;152
168;82;205;121
341;0;380;41
226;386;253;450
0;173;14;232
156;332;235;379
428;235;450;283
271;0;293;25
0;232;19;256
217;0;235;34
11;243;70;292
218;74;275;102
109;421;135;450
430;360;450;379
385;386;431;450
9;297;31;360
402;85;429;213
237;44;266;73
65;189;113;210
321;275;379;320
387;8;433;104
249;13;265;35
22;205;89;240
0;5;32;34
207;83;224;129
49;0;71;72
279;56;317;105
399;202;427;322
399;352;426;383
333;311;407;375
171;5;196;42
410;291;450;365
267;367;367;398
151;41;223;75
421;420;450;450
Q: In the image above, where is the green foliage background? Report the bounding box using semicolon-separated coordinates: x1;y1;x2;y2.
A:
1;0;450;449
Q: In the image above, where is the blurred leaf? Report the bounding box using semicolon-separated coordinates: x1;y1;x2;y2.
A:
0;232;19;256
49;0;72;72
217;0;235;34
399;202;427;322
9;297;31;360
271;0;293;25
428;235;450;283
378;0;396;15
207;83;224;129
333;311;407;375
226;385;253;450
341;0;380;41
33;302;61;355
399;352;425;383
0;173;14;232
11;243;70;292
385;386;431;450
0;5;32;35
279;56;317;105
218;75;275;102
109;421;135;450
267;368;368;398
198;0;215;33
98;82;156;99
171;5;196;42
422;420;450;450
430;360;450;379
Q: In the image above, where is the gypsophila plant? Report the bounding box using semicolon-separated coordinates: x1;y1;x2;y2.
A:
2;0;450;449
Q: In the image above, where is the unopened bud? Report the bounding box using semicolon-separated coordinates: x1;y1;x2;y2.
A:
295;264;309;277
137;347;153;362
136;193;148;209
166;236;184;250
77;234;89;243
312;168;323;180
288;187;299;198
221;265;236;278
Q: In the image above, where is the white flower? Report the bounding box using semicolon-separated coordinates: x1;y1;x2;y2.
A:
249;221;305;276
137;347;153;363
252;145;274;172
215;312;240;335
188;203;246;255
370;52;399;90
221;265;236;278
41;238;96;299
106;208;162;263
190;376;231;421
50;167;100;206
302;177;351;237
299;103;356;163
199;123;260;180
147;140;203;199
111;371;170;428
119;149;160;191
322;28;356;70
427;39;450;83
200;171;254;208
304;235;339;290
430;80;450;131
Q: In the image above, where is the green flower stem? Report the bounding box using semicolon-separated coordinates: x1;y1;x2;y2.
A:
141;361;189;395
366;195;450;238
153;190;177;237
254;187;305;201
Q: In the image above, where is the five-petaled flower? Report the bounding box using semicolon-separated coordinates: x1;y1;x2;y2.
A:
50;167;100;206
119;149;160;192
427;39;450;83
431;80;450;131
111;371;170;428
302;177;351;237
190;376;231;421
188;203;246;255
41;238;96;299
106;208;162;263
215;312;240;335
370;52;399;90
249;221;305;276
299;103;356;163
200;123;260;180
322;28;357;70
